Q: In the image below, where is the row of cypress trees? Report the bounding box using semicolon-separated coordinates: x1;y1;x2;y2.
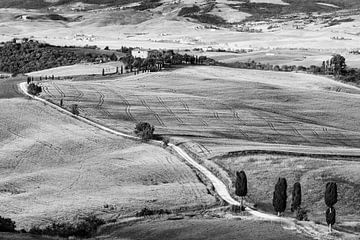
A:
235;171;338;232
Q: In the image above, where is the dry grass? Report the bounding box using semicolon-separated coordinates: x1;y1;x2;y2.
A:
0;97;215;229
212;154;360;224
36;65;360;231
38;66;360;149
26;62;125;77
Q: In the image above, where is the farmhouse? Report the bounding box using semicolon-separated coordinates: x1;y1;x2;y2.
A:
131;48;155;59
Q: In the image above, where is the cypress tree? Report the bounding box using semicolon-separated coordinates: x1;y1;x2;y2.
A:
273;178;287;216
235;171;248;210
325;182;337;208
291;182;301;212
325;182;338;232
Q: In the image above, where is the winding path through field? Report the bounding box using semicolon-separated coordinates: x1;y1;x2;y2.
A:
18;82;358;240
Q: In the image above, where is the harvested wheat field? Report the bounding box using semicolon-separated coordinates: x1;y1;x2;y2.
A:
36;65;360;231
0;78;215;230
38;66;360;149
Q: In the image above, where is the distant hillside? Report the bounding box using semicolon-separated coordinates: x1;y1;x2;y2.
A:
0;39;123;74
0;0;140;9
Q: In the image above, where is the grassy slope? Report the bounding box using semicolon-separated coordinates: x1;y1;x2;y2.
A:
98;218;313;240
39;66;360;148
0;78;215;229
36;66;360;232
0;0;140;9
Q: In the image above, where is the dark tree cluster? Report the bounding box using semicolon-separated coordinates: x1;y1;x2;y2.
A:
0;216;16;232
125;50;213;73
0;39;117;74
27;83;42;95
135;122;155;141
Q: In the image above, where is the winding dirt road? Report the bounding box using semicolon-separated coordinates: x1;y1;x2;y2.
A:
18;82;358;240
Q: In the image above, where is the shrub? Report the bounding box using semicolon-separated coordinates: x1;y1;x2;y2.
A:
291;182;301;212
295;207;308;221
273;178;287;215
0;216;16;232
325;182;337;208
178;5;201;16
27;83;42;95
135;208;171;217
71;104;79;115
135;122;154;141
29;215;104;238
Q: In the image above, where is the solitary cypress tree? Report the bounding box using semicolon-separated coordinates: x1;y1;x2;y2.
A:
235;171;247;210
291;182;302;212
273;178;287;216
325;182;338;232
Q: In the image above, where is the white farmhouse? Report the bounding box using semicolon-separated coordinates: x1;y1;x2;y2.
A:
131;48;150;59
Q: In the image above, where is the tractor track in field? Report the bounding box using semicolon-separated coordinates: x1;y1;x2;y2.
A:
90;87;112;117
179;99;208;127
104;86;135;122
51;82;65;98
72;85;84;102
157;96;184;124
41;84;56;99
140;99;165;127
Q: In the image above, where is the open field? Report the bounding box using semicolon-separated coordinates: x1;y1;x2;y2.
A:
35;65;360;231
192;50;360;68
38;66;360;148
212;154;360;224
0;78;215;229
27;61;125;77
97;217;313;240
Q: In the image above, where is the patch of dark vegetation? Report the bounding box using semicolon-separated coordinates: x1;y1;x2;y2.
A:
135;207;171;217
28;215;105;238
211;150;360;161
0;216;16;233
134;0;162;11
229;0;360;21
135;122;155;141
325;17;354;27
0;39;122;74
178;5;201;16
27;83;42;96
186;14;225;25
26;14;70;21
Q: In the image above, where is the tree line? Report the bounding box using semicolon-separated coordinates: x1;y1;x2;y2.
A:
0;39;118;75
221;54;360;85
235;171;338;232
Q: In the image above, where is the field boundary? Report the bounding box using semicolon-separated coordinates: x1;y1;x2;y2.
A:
211;149;360;161
18;82;358;240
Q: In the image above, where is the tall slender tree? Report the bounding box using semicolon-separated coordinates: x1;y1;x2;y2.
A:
291;182;302;212
325;182;338;232
273;178;287;216
235;171;248;211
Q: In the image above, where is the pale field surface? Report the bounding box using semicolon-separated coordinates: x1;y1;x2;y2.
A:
1;4;360;51
193;50;360;68
0;83;215;229
38;66;360;149
97;218;312;240
26;61;125;77
36;65;360;231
